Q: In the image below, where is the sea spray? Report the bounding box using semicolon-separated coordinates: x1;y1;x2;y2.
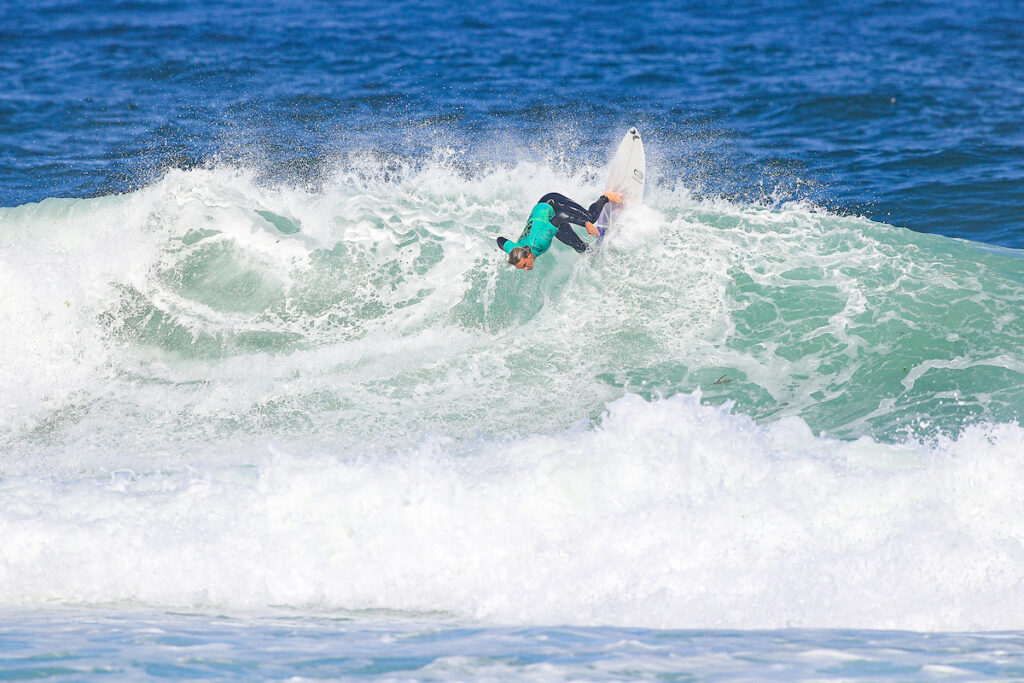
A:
4;159;1024;628
3;159;1023;474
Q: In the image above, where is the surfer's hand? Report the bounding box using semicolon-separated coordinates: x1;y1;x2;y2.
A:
603;191;624;204
585;221;600;236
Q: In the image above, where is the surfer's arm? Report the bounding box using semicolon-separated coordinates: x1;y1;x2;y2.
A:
496;237;515;254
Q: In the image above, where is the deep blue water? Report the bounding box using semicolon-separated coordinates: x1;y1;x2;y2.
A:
2;0;1022;245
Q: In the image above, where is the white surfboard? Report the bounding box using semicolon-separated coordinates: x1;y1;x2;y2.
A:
595;127;646;238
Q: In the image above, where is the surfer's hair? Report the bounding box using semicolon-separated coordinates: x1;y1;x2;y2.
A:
508;246;533;266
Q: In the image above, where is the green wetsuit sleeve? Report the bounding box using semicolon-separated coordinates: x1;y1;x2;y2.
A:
497;236;516;254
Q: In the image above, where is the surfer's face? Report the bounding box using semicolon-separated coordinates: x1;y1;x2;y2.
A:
513;252;535;270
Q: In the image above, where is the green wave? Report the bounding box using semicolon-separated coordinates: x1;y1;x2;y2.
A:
3;164;1023;460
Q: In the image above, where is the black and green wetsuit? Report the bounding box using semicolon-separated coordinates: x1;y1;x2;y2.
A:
497;192;611;258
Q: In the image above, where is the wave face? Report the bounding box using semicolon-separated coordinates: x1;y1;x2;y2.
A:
3;158;1024;628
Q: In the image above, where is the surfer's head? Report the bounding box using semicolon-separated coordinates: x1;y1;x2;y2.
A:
508;246;535;270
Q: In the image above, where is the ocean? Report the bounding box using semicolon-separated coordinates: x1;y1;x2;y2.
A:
2;0;1024;679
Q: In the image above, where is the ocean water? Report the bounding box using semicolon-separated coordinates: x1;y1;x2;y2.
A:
3;0;1024;679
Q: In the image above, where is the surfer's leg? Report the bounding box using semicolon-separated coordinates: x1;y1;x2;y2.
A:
540;192;609;225
584;195;610;222
553;220;589;253
539;193;574;212
540;193;589;224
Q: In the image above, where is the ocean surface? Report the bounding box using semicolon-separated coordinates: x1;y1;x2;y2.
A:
2;0;1024;679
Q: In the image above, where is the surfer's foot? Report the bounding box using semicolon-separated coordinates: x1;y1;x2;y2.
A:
603;191;624;204
585;221;600;236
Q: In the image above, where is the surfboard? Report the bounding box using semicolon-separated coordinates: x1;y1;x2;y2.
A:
594;127;646;239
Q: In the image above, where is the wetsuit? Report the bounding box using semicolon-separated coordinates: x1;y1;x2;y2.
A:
497;192;611;258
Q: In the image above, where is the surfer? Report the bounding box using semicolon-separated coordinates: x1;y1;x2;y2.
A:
497;191;623;270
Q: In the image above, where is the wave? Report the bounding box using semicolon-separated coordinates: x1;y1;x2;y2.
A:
3;392;1024;630
4;154;1024;627
3;156;1023;471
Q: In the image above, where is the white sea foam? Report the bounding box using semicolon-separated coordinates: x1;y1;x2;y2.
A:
4;161;1024;628
3;392;1024;630
5;159;1022;472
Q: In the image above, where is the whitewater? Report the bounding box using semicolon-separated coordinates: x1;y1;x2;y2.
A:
3;155;1024;636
